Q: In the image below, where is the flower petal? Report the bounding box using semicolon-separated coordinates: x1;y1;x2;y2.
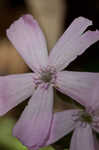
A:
46;109;78;146
13;86;53;149
0;73;35;115
7;14;48;72
55;71;99;107
49;18;99;71
70;125;95;150
88;81;99;110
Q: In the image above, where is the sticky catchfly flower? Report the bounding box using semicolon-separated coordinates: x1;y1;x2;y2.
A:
45;85;99;150
0;14;99;149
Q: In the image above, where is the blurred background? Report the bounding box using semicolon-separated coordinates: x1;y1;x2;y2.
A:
0;0;99;150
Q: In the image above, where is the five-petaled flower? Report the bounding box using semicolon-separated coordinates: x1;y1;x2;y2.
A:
46;84;99;150
0;14;99;150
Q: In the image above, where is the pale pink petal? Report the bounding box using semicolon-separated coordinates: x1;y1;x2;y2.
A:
13;86;53;150
0;73;35;115
55;71;99;107
88;81;99;110
49;19;99;71
46;109;78;146
70;125;95;150
7;14;48;72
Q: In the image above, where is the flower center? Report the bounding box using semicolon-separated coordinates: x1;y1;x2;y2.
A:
72;110;93;127
33;67;57;89
80;112;93;124
73;109;99;128
40;71;53;83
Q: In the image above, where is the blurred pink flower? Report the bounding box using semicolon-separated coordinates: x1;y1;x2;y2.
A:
46;84;99;150
0;14;99;149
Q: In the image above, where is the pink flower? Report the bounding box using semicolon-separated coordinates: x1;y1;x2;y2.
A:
0;14;99;149
46;84;99;150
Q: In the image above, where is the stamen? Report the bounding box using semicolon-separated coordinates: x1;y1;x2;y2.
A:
72;109;99;128
72;110;93;127
33;66;57;89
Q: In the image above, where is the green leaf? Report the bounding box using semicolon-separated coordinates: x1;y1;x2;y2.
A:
0;116;27;150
